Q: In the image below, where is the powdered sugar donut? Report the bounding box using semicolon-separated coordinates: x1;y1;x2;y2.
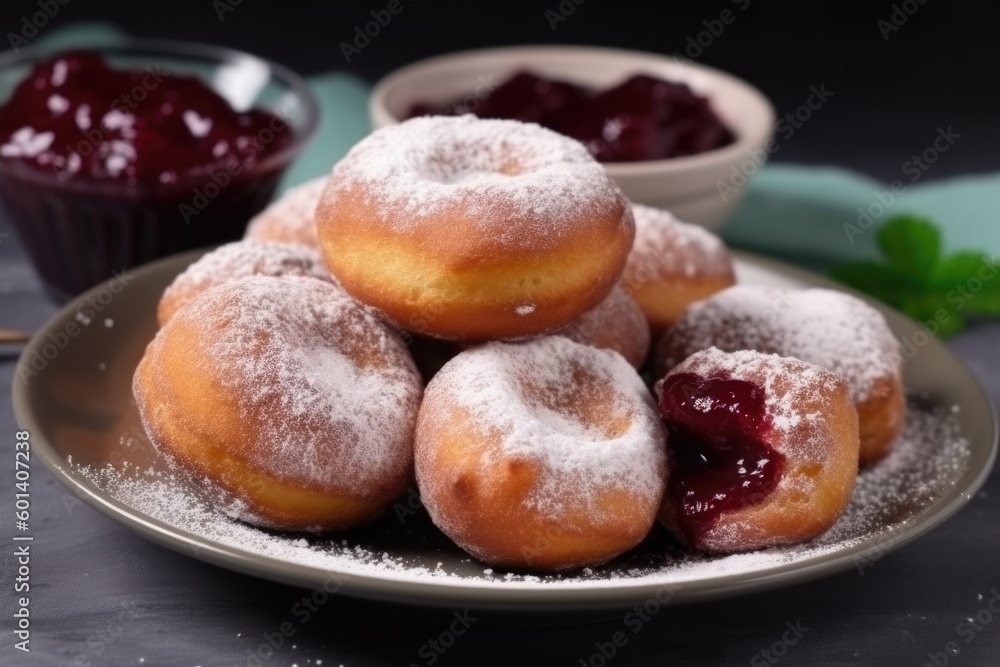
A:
656;285;904;465
557;284;651;368
623;204;735;333
415;336;667;571
244;177;326;248
157;240;333;326
317;115;634;342
656;348;859;553
134;276;422;532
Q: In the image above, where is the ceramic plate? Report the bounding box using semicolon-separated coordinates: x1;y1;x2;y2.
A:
13;250;997;611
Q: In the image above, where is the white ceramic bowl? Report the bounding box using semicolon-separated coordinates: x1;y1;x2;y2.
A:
369;45;775;231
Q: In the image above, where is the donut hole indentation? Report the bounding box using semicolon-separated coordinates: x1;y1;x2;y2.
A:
517;364;632;441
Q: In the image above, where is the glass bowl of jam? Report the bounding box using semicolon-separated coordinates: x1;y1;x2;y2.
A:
0;40;319;302
369;46;775;230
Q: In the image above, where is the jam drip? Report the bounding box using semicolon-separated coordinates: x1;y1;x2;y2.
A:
0;51;293;186
656;372;784;545
408;70;734;162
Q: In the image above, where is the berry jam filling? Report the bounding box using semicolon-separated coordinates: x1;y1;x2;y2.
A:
656;372;785;545
408;70;734;162
0;50;300;301
0;50;294;186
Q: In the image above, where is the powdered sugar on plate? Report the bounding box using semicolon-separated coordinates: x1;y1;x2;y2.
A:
73;396;969;590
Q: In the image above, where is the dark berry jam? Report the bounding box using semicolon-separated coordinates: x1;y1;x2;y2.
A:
0;50;302;301
656;372;785;546
0;50;294;185
407;70;734;162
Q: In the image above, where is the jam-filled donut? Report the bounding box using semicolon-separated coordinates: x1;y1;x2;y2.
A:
134;275;423;532
316;115;635;342
656;347;859;553
623;204;735;334
656;285;904;465
557;284;651;369
157;240;333;326
415;336;667;571
244;176;326;249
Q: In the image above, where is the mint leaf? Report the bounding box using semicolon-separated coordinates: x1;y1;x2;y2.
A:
930;252;1000;317
830;215;996;338
877;215;941;281
828;261;920;307
928;251;991;287
896;290;961;330
964;278;1000;317
930;309;966;337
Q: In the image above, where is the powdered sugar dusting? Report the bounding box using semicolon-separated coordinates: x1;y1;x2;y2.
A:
159;240;334;323
244;177;326;248
73;396;969;589
418;337;666;521
627;203;733;280
173;240;330;287
323;115;628;251
662;286;902;402
139;276;421;499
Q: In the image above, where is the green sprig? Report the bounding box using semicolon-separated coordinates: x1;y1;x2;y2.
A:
829;215;1000;337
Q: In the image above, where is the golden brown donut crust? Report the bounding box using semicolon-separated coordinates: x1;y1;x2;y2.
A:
316;116;635;342
243;176;326;249
557;284;651;368
319;188;633;341
623;203;736;334
627;274;735;336
134;276;422;532
414;338;667;571
416;406;657;571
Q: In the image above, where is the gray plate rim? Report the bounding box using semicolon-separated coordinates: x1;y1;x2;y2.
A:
12;248;998;611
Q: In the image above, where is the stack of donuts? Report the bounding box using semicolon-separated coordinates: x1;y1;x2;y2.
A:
133;115;904;571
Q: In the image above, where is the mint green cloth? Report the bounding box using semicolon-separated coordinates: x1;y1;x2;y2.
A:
723;166;1000;269
37;24;999;271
